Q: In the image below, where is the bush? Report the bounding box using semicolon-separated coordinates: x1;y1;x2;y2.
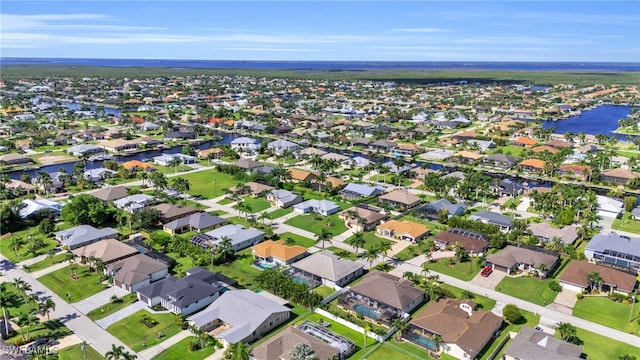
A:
548;280;562;292
609;292;627;303
503;304;525;324
576;293;584;300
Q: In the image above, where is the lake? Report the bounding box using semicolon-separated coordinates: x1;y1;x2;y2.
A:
542;105;638;138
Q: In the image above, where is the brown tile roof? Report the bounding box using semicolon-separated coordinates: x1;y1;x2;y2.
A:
90;186;129;202
518;159;546;169
531;145;560;154
434;229;489;253
455;151;483;160
350;271;424;310
251;326;339;360
601;168;640;180
251;240;308;262
379;190;421;206
377;220;428;239
107;253;168;286
410;298;502;358
545;140;574;148
512;137;538;146
558;164;592;174
486;245;559;270
340;206;387;224
122;160;154;170
72;238;137;263
558;261;637;293
289;168;316;182
150;203;199;221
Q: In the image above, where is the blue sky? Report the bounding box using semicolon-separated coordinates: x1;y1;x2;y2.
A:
1;1;639;62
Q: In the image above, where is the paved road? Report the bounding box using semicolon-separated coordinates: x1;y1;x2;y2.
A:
0;256;138;358
389;260;640;347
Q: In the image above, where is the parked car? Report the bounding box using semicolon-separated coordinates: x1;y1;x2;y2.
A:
481;266;493;277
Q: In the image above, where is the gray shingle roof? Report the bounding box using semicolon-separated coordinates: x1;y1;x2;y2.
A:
469;210;513;227
504;326;582;360
586;232;640;258
291;250;363;282
54;225;119;248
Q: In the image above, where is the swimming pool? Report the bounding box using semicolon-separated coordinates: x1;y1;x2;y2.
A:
291;275;310;285
407;333;436;350
255;261;277;270
353;304;380;320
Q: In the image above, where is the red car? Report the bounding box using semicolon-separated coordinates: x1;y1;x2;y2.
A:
481;266;493;277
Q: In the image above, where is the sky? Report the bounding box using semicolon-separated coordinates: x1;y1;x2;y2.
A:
1;1;639;62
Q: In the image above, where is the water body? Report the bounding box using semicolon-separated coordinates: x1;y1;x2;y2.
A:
542;105;639;139
3;58;640;72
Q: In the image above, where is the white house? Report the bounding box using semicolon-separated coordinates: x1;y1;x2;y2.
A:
293;199;340;216
230;137;261;153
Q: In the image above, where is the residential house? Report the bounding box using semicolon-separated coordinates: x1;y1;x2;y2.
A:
518;159;546;174
596;195;623;218
585;232;640;273
419;199;467;219
467;139;495;152
557;164;592;180
378;190;421;210
83;168;117;182
482;154;518;169
298;147;327;158
230;137;261;153
491;179;526;198
396;143;424;155
137;267;227;315
287;250;364;289
370;139;397;152
101;139;139;153
382;161;414;175
72;238;138;264
163;213;227;235
4;179;36;195
187;289;290;346
600;168;640;185
469;210;513;232
153;153;196;166
376;220;429;243
233;159;263;171
531;145;560;155
191;224;265;252
267;139;298;154
511;137;537;147
350;138;371;147
339;183;384;199
267;189;303;208
486;245;560;277
545;139;574;150
251;240;308;268
289;168;317;183
503;327;583;360
90;186;129;203
339;206;388;232
232;181;274;197
165;131;196;140
150;203;199;222
527;222;578;245
558;261;637;295
251;326;344;360
113;194;156;213
19;198;62;219
434;229;489;255
403;298;502;360
453;151;483;164
0;153;32;166
293;199;340;216
67;144;103;157
106;253;169;292
196;147;224;159
338;271;424;325
54;225;119;250
121;160;155;172
343;156;371;169
321;152;350;163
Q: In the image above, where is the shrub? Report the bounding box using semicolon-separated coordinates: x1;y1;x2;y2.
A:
608;292;626;303
503;304;525;324
548;280;562;292
576;293;584;300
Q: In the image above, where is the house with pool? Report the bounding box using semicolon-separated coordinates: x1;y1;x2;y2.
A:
285;250;364;289
251;240;308;269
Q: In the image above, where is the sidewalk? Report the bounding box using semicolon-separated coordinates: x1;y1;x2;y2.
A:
137;330;192;359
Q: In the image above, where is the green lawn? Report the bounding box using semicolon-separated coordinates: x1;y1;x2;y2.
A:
495;276;558;306
154;164;193;174
38;265;107;302
344;232;393;252
299;191;353;210
265;207;293;219
369;175;414;186
217;197;234;205
313;285;336;299
25;252;73;273
398;216;448;233
242;197;272;213
152;336;216;360
59;343;104;360
556;327;640;360
366;341;453;360
0;229;59;263
572;297;640;335
180;169;239;199
106;310;181;352
440;284;497;311
490;145;525;157
302;313;378;360
5;319;71;346
284;213;348;236
424;259;480;281
225;216;253;228
209;248;263;290
87;293;139;321
326;246;360;261
612;213;640;234
277;232;316;248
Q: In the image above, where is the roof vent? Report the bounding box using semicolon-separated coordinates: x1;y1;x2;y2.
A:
459;302;473;317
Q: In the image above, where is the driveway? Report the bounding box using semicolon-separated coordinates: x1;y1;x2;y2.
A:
547;289;579;314
73;286;129;314
469;269;507;290
95;301;147;329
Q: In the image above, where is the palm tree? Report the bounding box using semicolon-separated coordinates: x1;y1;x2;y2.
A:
557;322;577;342
378;241;393;261
349;232;366;253
315;229;333;250
225;342;250;360
364;248;381;268
40;298;56;321
12;277;28;301
121;352;138;360
16;311;39;342
586;271;604;293
0;283;20;338
35;171;52;195
148;171;168;192
9;237;26;261
258;211;269;225
106;344;125;360
431;334;443;352
217;236;234;261
171;177;190;198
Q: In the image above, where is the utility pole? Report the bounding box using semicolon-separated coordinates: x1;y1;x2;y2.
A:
81;340;87;360
629;291;636;323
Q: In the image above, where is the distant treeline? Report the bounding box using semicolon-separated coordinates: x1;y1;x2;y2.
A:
1;65;639;86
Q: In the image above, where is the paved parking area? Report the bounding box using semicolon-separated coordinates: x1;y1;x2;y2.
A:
469;269;507;290
73;286;129;314
95;301;147;329
547;288;579;314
